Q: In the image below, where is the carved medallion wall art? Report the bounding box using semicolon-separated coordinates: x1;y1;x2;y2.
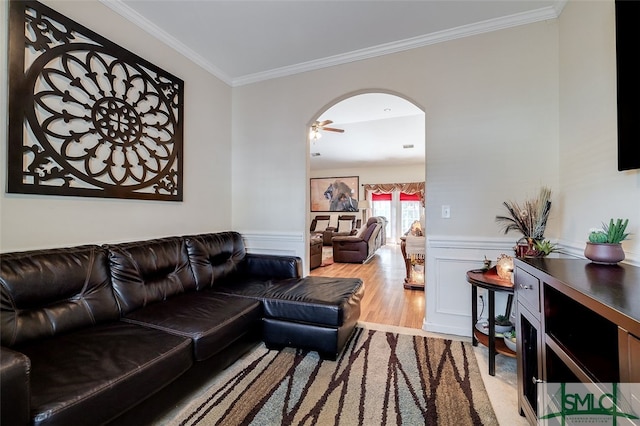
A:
8;1;184;201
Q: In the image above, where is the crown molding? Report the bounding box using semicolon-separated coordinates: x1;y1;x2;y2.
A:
553;0;569;16
99;0;560;88
233;5;560;86
98;0;233;86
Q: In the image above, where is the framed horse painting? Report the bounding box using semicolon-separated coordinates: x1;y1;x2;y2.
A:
310;176;359;212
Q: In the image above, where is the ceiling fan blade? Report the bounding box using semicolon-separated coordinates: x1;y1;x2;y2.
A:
323;127;345;133
316;120;333;127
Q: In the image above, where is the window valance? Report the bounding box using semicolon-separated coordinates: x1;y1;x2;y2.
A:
363;182;425;206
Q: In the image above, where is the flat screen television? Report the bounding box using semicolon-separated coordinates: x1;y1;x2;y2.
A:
615;0;640;171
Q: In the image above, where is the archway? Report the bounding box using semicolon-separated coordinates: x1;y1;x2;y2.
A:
307;90;426;245
306;90;427;329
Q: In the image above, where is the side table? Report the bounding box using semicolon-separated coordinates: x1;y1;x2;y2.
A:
466;267;515;376
400;236;425;290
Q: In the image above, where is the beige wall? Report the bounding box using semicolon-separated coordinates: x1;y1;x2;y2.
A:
0;0;233;251
232;19;560;246
233;0;639;265
230;1;639;334
558;0;639;260
4;2;632;258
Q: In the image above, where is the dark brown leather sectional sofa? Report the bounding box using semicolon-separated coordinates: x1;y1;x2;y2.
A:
0;232;364;426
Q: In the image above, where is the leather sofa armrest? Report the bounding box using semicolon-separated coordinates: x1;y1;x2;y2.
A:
1;347;31;426
331;235;363;243
241;253;303;279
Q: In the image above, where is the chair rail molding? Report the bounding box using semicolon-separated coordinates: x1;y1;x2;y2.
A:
428;235;517;251
424;235;639;337
240;231;303;257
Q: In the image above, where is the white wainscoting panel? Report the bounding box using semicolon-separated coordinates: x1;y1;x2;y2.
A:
239;231;304;258
424;236;516;337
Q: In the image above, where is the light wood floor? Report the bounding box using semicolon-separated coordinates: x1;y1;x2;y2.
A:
309;245;524;426
309;244;425;329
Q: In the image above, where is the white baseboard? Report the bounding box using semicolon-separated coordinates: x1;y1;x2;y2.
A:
423;319;470;338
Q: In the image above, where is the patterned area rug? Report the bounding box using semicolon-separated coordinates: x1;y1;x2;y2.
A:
169;328;498;425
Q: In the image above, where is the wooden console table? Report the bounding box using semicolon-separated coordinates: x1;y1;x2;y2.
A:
514;258;640;424
467;267;515;376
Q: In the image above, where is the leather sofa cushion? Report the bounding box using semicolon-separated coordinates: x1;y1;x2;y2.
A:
16;322;192;426
0;347;30;425
186;233;301;289
122;292;262;361
212;277;364;327
184;232;246;289
337;219;353;233
210;278;281;299
0;245;119;347
261;277;364;327
241;253;303;279
106;237;196;314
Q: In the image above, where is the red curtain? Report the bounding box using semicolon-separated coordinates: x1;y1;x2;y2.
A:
400;193;421;201
371;193;392;201
363;182;425;206
372;192;420;201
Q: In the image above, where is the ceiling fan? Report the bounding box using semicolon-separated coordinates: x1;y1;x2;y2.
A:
310;120;344;140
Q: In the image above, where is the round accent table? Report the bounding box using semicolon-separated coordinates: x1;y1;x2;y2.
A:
466;267;515;376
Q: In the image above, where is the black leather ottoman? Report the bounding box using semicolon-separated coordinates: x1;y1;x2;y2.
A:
261;276;364;360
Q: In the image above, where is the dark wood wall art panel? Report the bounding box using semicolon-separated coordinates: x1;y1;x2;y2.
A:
8;1;184;201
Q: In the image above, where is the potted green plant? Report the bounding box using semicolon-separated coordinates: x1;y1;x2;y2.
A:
494;314;513;334
585;218;630;264
503;329;516;352
534;239;559;256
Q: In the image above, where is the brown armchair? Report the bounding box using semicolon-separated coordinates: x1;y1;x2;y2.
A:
310;215;331;240
322;215;357;245
309;238;323;269
332;217;383;263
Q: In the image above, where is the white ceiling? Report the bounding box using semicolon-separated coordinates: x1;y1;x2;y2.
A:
102;0;563;169
107;0;562;86
311;93;425;170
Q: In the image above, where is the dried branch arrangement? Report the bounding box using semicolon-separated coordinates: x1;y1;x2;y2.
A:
495;186;552;241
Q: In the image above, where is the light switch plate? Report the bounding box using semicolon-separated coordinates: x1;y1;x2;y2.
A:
442;205;451;218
